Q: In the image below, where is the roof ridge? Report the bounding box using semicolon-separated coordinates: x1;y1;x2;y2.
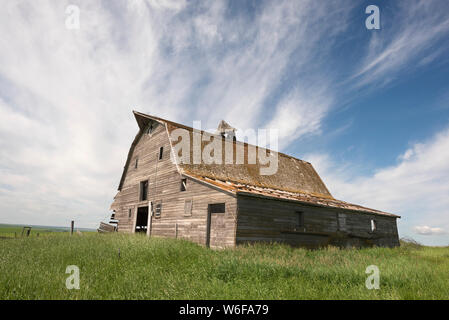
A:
133;110;312;165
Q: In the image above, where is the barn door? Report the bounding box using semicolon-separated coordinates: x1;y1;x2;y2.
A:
206;203;226;248
135;206;149;233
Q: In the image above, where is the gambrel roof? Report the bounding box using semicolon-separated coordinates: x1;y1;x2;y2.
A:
117;111;399;218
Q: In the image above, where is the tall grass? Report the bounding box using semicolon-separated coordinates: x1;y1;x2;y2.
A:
0;233;448;299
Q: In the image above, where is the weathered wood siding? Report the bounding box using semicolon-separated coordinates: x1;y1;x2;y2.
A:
112;123;237;248
152;176;237;248
236;194;400;248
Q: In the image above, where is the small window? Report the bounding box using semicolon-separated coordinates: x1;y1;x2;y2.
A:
128;209;132;218
155;203;162;217
180;178;187;192
135;157;138;169
209;203;225;213
140;180;148;201
184;200;192;216
337;213;347;231
147;123;155;134
295;211;304;230
370;219;377;233
159;147;164;160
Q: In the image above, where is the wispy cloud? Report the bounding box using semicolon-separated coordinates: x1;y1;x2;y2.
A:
413;226;446;236
353;0;449;87
265;87;333;149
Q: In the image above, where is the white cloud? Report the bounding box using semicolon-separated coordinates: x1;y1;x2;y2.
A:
183;1;355;132
398;148;415;161
413;226;446;236
147;0;187;11
265;88;332;148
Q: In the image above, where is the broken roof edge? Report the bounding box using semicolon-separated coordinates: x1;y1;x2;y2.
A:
181;172;238;197
238;190;401;218
187;174;399;218
183;171;334;200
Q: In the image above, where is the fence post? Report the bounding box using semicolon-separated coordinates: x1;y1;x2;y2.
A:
71;220;74;236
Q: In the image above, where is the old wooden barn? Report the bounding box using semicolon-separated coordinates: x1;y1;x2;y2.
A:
109;111;400;248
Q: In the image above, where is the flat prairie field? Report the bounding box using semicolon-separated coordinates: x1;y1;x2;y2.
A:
0;233;448;299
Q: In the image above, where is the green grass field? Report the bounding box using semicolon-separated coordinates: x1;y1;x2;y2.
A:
0;232;448;299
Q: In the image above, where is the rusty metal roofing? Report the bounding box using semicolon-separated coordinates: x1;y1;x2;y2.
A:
166;123;332;198
186;174;400;218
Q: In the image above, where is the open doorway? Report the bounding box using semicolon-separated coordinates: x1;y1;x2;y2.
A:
135;206;149;233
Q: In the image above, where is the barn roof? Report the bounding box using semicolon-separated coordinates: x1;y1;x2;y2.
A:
186;174;399;217
118;111;399;218
132;111;332;197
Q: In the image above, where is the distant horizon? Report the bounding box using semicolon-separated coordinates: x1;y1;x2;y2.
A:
2;222;447;247
0;222;97;231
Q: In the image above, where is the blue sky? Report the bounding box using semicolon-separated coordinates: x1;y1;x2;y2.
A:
0;0;448;245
